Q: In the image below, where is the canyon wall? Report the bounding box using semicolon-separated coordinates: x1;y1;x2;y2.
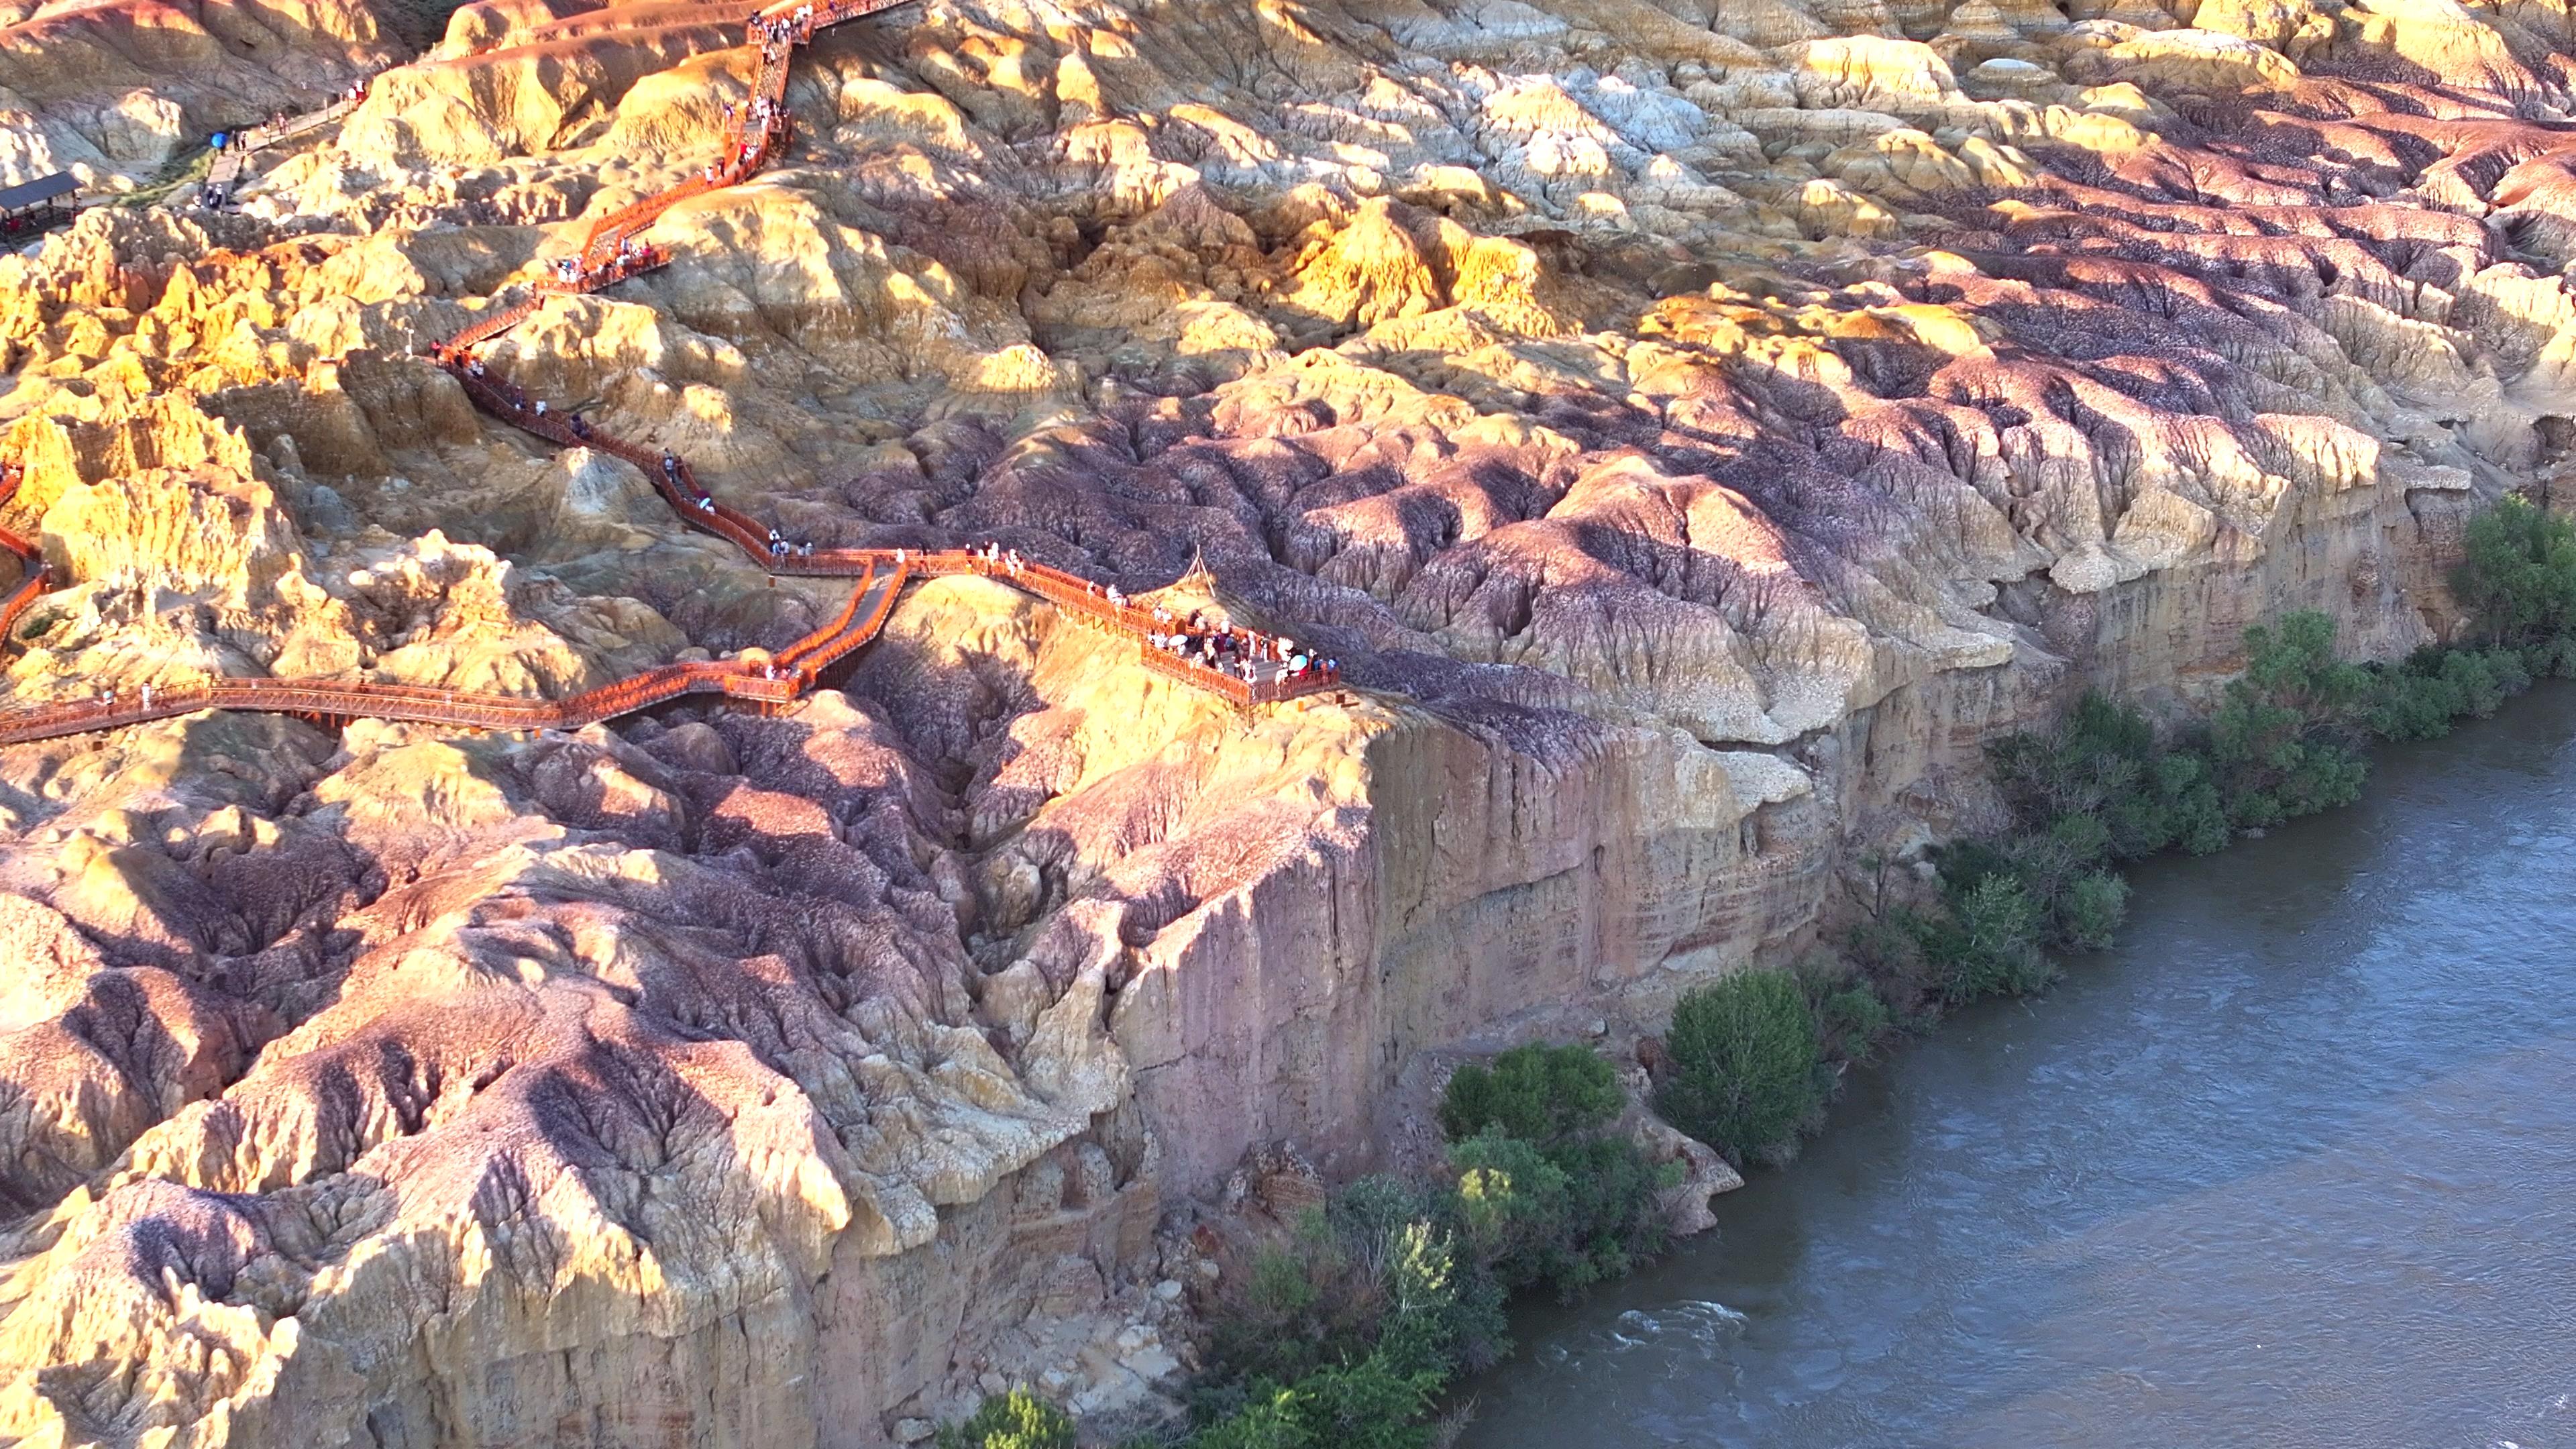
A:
0;0;2563;1438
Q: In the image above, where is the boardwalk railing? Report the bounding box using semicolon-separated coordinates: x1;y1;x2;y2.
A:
0;559;898;746
0;464;52;646
205;88;370;197
0;0;1342;749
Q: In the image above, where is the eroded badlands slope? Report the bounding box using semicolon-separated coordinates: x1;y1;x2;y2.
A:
0;0;2565;1440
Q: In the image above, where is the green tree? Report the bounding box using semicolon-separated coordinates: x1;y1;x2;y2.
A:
1936;873;2055;1000
2208;611;2369;826
1656;969;1826;1163
2454;494;2576;659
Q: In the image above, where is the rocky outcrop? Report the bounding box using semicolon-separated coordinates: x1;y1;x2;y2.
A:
0;0;2566;1439
0;0;408;189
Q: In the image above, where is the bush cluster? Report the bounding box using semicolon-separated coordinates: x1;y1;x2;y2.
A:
934;1046;1673;1448
946;496;2576;1448
1438;1044;1672;1295
2455;493;2576;670
1847;494;2576;1024
1166;1045;1672;1446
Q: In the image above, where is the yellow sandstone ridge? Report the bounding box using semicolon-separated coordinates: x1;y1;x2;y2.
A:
0;0;2563;1437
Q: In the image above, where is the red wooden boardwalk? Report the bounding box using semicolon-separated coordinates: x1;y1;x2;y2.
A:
0;0;1339;747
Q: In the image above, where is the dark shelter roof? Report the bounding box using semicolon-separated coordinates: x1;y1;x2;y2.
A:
0;173;75;211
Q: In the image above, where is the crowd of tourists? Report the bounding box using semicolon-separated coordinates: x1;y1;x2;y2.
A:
200;74;375;210
963;543;1339;692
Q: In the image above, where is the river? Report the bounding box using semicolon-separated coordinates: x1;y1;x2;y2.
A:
1466;686;2576;1449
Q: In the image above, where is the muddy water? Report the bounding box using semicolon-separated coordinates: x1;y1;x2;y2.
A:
1467;688;2576;1449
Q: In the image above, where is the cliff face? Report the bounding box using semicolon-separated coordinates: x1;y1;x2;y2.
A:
0;0;2554;1438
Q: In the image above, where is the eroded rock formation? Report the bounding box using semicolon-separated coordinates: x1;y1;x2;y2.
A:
0;0;2565;1438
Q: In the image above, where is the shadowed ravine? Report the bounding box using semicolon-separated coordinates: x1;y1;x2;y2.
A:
1468;686;2576;1449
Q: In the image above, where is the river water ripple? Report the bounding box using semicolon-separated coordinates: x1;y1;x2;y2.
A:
1466;686;2576;1449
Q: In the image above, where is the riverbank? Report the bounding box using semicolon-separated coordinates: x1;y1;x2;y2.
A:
1460;682;2576;1448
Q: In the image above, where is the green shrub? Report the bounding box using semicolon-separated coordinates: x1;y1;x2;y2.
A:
1449;1129;1668;1297
1932;874;2055;1000
938;1390;1077;1449
2139;750;2233;856
1450;1132;1570;1289
1287;1354;1444;1449
1843;907;1947;1022
1183;1354;1443;1449
2208;611;2370;827
2056;869;2130;951
2455;493;2576;657
1986;690;2157;830
1200;1175;1508;1402
2361;655;2460;743
1656;969;1826;1164
1201;1214;1381;1390
1815;982;1894;1063
1437;1044;1623;1148
2363;645;2532;741
1987;692;2226;859
1186;1388;1307;1449
1326;1179;1507;1377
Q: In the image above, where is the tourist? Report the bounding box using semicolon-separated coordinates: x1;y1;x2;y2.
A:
139;684;152;709
533;400;547;418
